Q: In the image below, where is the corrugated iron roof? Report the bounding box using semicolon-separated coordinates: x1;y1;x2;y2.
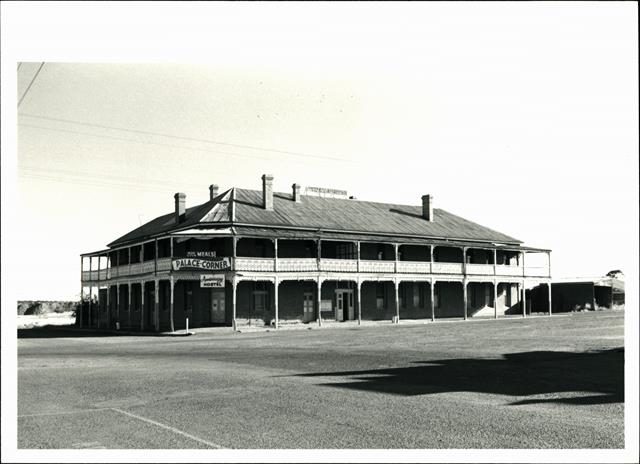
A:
108;187;523;248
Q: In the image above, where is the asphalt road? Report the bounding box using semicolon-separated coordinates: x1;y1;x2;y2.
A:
17;311;624;449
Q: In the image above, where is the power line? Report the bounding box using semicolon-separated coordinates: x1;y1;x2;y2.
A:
17;62;45;108
18;165;178;189
19;123;276;162
19;171;179;194
18;112;352;163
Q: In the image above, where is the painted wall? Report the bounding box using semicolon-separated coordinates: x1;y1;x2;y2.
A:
360;281;396;320
278;280;316;321
399;245;430;262
277;240;317;258
434;247;463;263
360;243;395;260
236;238;275;258
467;249;493;264
235;280;274;326
434;281;464;318
398;281;432;319
467;282;494;317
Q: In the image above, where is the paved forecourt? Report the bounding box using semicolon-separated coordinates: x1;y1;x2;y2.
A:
17;310;624;449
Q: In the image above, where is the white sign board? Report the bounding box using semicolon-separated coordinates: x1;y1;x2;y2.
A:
304;186;349;199
200;274;225;288
172;257;231;271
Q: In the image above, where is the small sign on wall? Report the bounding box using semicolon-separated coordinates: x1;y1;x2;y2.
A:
200;274;225;288
320;300;333;312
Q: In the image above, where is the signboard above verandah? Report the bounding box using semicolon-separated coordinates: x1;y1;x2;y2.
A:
172;257;231;271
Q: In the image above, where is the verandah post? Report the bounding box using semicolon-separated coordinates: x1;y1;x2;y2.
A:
317;278;322;327
394;279;400;323
231;277;237;331
430;279;435;322
170;276;175;333
154;279;159;331
357;280;362;326
463;279;468;321
141;281;145;331
274;277;279;330
493;281;498;319
548;281;553;316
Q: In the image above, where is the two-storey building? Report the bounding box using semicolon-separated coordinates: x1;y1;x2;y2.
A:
79;174;552;332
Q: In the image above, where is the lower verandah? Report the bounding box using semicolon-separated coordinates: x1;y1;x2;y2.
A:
80;279;542;331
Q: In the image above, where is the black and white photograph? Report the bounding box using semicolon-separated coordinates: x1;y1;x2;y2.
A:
1;2;638;463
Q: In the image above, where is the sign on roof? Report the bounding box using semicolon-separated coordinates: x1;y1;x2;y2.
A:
304;186;349;199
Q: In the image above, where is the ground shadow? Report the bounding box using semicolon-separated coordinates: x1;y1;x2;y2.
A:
292;348;624;405
16;325;179;339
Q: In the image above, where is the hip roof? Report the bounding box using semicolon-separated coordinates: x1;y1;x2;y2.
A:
108;188;522;248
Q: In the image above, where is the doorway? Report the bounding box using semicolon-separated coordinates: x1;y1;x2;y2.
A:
210;290;226;323
302;292;315;322
335;289;354;321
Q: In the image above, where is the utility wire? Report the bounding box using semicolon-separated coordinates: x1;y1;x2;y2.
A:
18;112;351;163
19;123;275;162
18;165;177;189
17;62;44;108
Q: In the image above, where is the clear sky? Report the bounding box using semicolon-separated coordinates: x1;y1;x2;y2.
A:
4;2;639;301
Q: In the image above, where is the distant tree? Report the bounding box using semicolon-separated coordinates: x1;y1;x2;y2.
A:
606;270;624;279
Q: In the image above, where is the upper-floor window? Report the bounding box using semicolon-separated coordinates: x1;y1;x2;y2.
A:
336;243;355;259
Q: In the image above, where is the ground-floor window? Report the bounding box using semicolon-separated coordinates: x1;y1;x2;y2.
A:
418;284;425;308
400;284;408;309
162;282;170;312
376;283;386;310
253;291;268;312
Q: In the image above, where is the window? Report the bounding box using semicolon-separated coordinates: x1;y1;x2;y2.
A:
162;283;170;312
434;287;441;309
400;283;409;309
376;283;385;310
336;243;355;259
253;282;270;312
253;291;268;312
415;284;422;308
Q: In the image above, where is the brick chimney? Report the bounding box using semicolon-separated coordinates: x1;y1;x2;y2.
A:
422;194;434;221
292;183;301;203
174;192;186;224
209;184;219;200
262;174;274;210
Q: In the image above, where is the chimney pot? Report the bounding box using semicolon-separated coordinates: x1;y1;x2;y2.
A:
174;192;186;224
292;183;301;203
422;194;434;221
209;184;219;200
262;174;274;210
